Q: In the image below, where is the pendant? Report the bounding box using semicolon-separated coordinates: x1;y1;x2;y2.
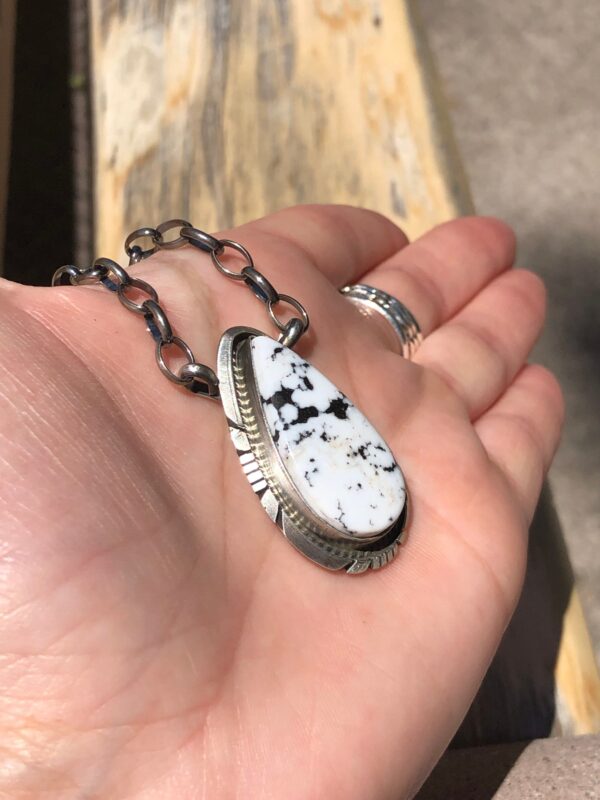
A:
217;328;409;573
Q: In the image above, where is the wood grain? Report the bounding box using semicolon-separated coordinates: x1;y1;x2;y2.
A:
556;591;600;734
90;0;472;258
89;0;600;739
0;0;15;267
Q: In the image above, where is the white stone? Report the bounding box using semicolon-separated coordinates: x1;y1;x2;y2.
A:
250;336;406;538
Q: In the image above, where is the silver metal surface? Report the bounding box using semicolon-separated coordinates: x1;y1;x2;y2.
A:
278;317;305;348
241;266;280;304
155;336;196;385
216;326;407;573
180;226;223;253
155;218;192;249
117;277;159;314
124;226;161;259
52;264;82;286
211;238;254;279
341;283;423;359
143;299;173;343
178;362;220;398
94;257;129;286
74;265;110;285
267;293;310;335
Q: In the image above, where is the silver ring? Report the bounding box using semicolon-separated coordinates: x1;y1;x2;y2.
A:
340;284;422;359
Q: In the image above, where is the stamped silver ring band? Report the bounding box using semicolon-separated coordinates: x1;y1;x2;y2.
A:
340;283;423;360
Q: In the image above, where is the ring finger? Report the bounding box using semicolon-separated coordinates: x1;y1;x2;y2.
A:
347;215;516;337
339;215;545;417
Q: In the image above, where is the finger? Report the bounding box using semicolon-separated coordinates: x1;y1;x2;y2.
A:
229;203;409;286
475;365;565;520
344;216;516;336
117;205;406;355
415;269;546;418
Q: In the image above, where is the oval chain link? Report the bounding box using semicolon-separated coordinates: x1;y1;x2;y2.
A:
155;223;309;344
51;220;310;399
124;227;162;260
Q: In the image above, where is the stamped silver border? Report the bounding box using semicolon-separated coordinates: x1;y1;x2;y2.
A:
217;327;408;573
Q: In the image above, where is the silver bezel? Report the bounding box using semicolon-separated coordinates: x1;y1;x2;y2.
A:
217;327;408;573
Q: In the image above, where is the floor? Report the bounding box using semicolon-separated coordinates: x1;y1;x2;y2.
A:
418;0;600;662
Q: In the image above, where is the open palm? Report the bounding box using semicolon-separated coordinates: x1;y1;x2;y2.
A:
0;206;563;799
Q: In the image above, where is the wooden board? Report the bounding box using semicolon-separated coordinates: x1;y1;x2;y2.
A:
0;0;16;266
556;591;600;734
89;0;600;740
90;0;472;258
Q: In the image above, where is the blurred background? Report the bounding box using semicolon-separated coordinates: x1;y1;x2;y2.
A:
0;0;598;790
418;0;600;664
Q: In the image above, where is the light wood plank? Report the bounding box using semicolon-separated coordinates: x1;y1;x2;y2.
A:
90;0;472;258
556;591;600;734
89;0;600;739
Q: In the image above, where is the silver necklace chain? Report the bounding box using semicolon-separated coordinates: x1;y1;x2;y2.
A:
52;219;310;400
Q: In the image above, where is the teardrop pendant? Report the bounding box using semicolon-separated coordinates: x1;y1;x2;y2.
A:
217;327;408;573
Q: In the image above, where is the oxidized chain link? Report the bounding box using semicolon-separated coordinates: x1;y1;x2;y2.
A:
52;219;310;401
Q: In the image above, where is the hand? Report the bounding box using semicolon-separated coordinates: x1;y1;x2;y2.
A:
0;206;563;799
